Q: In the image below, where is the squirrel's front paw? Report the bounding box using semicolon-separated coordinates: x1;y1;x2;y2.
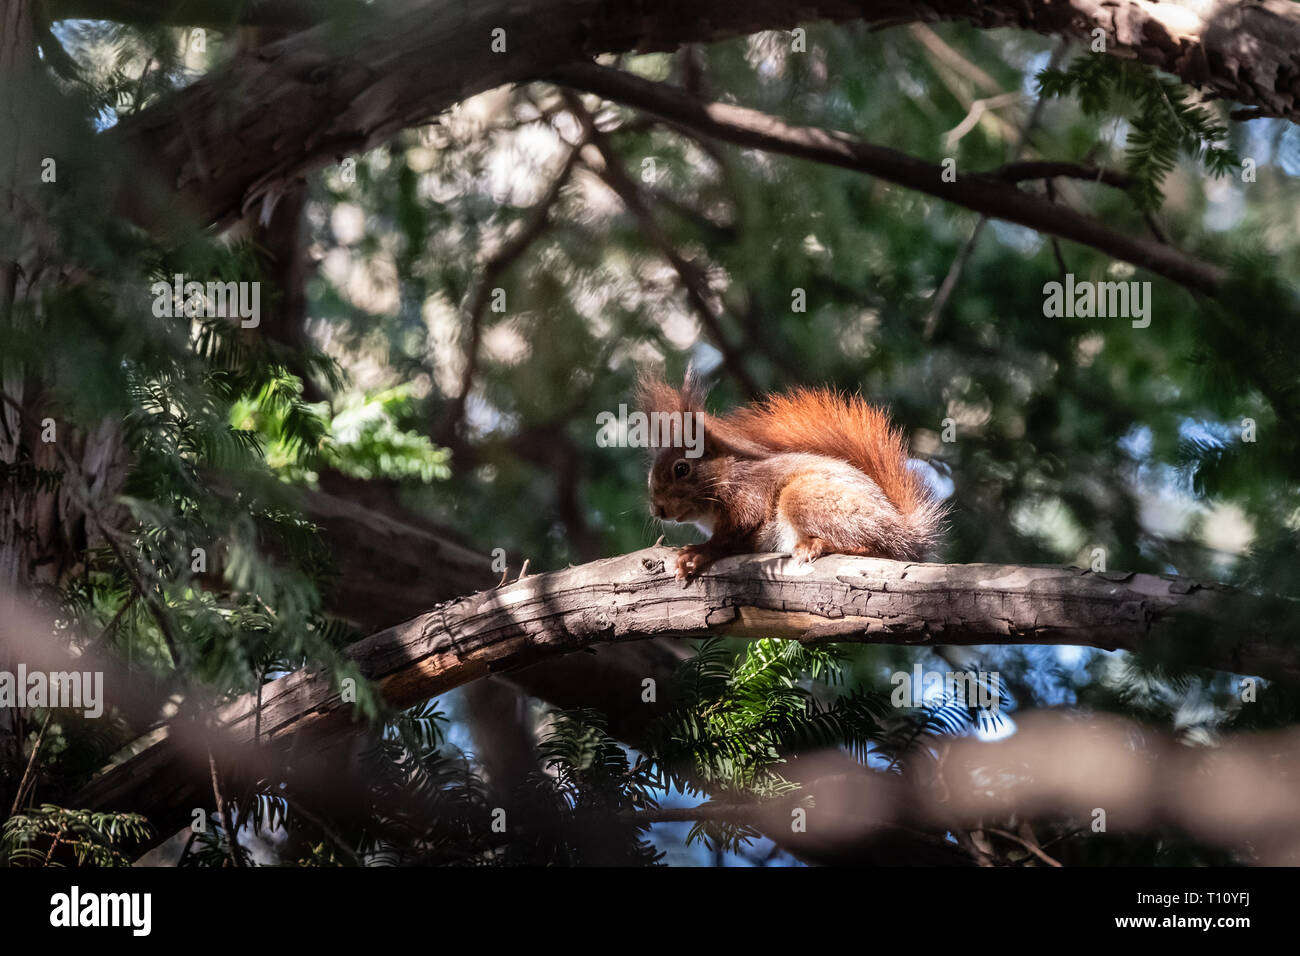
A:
792;536;827;564
675;545;712;582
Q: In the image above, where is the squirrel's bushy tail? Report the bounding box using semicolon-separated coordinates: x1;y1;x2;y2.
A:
722;388;947;559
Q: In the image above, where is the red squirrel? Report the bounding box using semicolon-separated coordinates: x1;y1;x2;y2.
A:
638;370;946;581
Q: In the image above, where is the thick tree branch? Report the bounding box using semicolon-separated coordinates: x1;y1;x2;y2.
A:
300;479;686;745
92;0;1300;238
351;547;1299;687
42;0;337;29
548;63;1228;295
76;547;1297;843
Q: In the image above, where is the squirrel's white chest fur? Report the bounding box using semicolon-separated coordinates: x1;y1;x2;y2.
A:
755;517;800;552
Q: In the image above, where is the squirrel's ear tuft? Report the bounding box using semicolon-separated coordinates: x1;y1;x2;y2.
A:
680;361;710;413
636;364;710;415
635;369;679;416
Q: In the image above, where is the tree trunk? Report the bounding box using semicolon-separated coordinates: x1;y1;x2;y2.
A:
1;0;132;814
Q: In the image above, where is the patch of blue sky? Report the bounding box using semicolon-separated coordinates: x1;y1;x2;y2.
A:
630;754;802;866
1203;179;1246;232
52;20;123;130
1122;419;1231;498
1275;123;1300;177
987;220;1043;257
1020;49;1053;98
913;456;954;501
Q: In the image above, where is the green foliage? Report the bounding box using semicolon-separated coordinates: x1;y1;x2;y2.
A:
319;386;451;483
2;806;151;867
1038;55;1239;211
231;381;450;485
645;639;888;799
7;13;1299;867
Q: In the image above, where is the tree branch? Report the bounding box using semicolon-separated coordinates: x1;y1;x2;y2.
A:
437;140;582;448
561;90;762;399
547;63;1228;296
92;0;1300;237
990;160;1131;191
42;0;337;28
75;546;1298;846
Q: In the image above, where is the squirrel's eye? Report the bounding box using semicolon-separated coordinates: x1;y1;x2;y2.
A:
672;460;691;479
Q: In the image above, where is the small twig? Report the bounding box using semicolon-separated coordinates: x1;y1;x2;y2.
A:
1044;180;1070;279
437;139;583;448
921;217;987;340
10;712;52;816
944;91;1023;149
281;794;363;867
176;828;199;866
1039;826;1086;850
560;90;762;400
986;826;1064;867
208;750;245;867
254;663;264;748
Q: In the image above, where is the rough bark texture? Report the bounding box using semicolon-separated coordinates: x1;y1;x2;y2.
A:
75;546;1294;843
95;0;1300;236
302;483;688;758
300;485;493;621
345;547;1300;692
43;0;335;28
0;0;41;817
